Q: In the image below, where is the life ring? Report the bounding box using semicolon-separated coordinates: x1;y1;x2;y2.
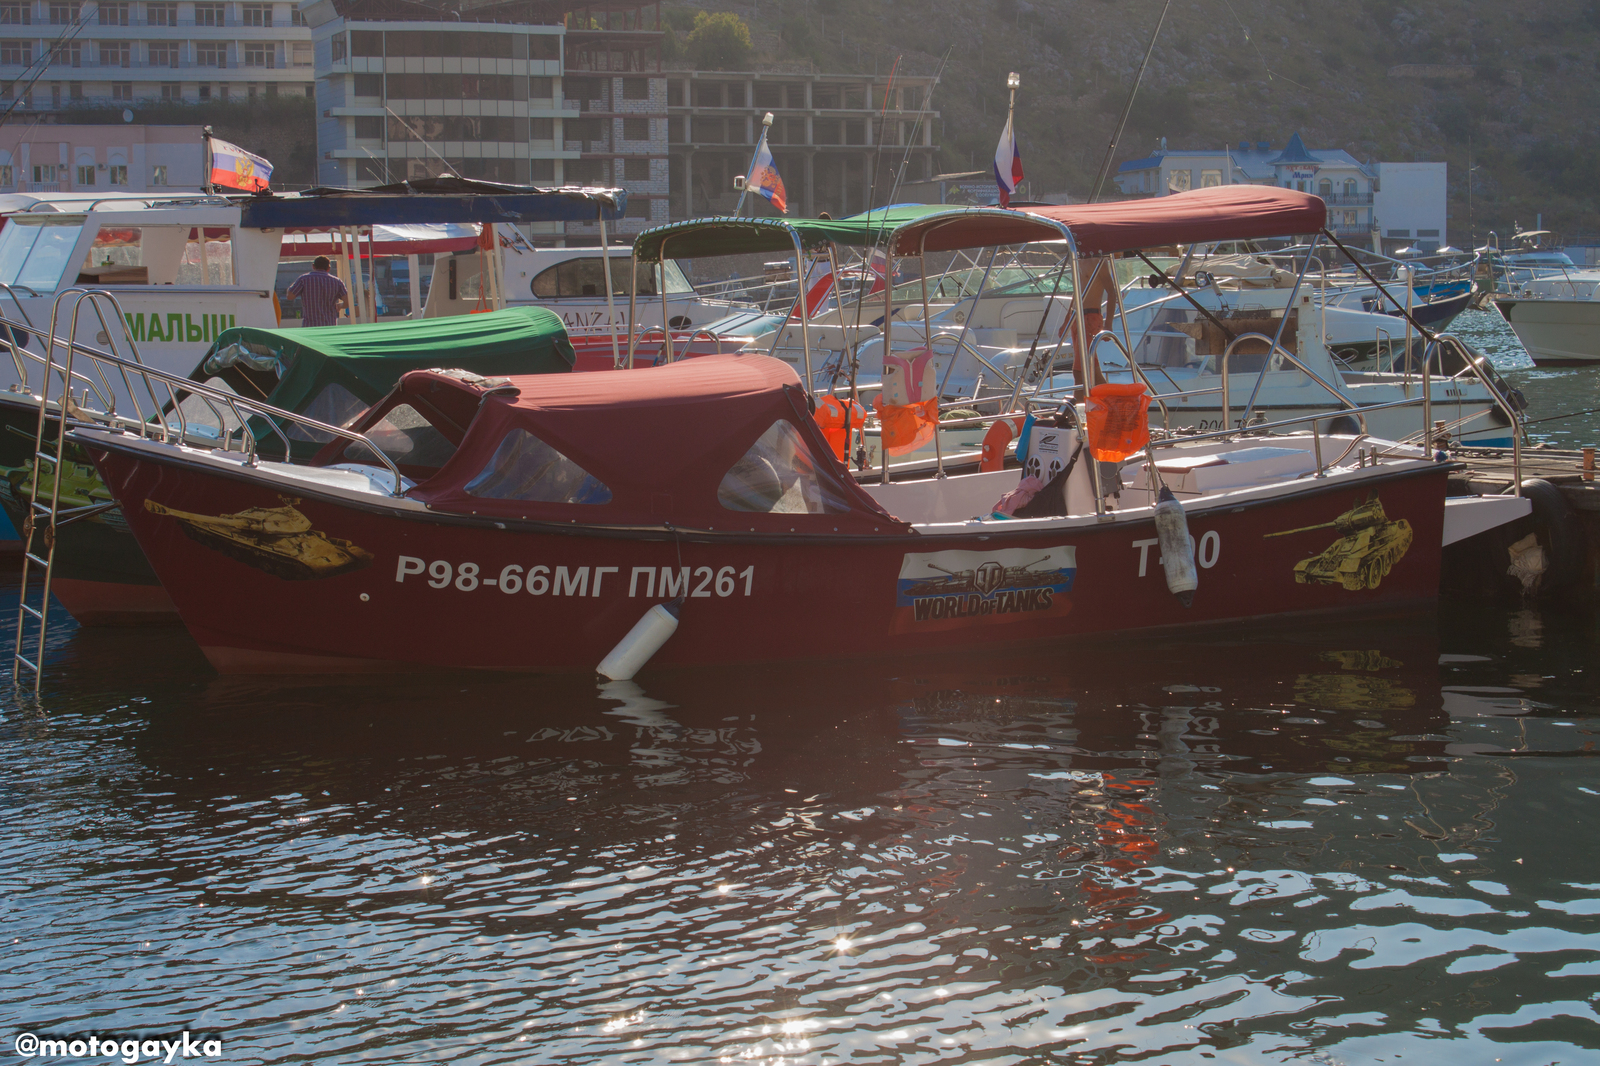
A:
1519;478;1582;593
980;417;1024;472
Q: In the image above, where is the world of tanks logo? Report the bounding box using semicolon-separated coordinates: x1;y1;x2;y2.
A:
894;546;1078;629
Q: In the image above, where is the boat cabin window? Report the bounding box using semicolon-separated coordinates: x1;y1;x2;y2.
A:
343;403;458;471
0;215;84;293
464;428;612;504
718;419;850;515
529;257;693;299
286;381;367;442
74;225;235;287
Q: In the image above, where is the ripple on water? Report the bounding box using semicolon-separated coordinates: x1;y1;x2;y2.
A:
1;593;1599;1061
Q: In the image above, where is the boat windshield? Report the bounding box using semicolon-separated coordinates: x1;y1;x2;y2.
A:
530;256;694;299
718;419;851;514
464;427;612;504
344;403;460;472
0;215;84;293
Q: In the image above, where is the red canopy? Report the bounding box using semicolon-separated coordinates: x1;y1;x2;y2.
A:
411;354;902;533
1019;186;1327;257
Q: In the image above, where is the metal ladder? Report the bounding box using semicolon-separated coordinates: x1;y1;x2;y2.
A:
11;290;156;690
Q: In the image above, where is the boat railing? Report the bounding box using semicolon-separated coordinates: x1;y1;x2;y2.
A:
924;330;1021;392
1217;333;1361;431
9;310;408;495
1423;332;1525;483
47;289;175;435
1086;328;1172;431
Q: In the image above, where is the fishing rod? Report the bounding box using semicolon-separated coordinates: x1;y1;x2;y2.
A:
883;46;953;209
1087;0;1173;203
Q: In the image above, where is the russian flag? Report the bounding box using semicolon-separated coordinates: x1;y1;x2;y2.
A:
993;114;1023;208
209;137;272;193
747;130;787;214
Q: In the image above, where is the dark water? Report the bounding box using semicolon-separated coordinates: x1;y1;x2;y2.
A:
3;554;1599;1063
3;308;1599;1064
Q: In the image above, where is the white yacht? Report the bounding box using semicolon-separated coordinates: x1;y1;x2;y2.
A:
1493;268;1600;366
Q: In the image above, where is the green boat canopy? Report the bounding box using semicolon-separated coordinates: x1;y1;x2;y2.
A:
191;306;574;459
631;205;1068;262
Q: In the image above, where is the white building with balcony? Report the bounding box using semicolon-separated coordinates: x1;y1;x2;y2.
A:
0;1;313;108
1113;133;1449;253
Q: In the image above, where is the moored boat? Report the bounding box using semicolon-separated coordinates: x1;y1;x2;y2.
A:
56;188;1532;676
77;355;1459;673
0;305;575;624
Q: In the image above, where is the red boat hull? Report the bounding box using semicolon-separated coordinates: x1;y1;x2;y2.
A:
50;577;180;626
86;440;1450;674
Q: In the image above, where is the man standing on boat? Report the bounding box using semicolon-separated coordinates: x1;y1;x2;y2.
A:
286;256;349;328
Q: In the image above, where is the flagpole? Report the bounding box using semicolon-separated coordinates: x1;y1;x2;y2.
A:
201;125;213;195
1006;72;1019;203
734;112;775;217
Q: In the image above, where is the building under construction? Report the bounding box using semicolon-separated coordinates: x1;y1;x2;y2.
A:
306;0;939;237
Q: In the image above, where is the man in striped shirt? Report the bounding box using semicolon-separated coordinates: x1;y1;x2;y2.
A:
286;256;349;327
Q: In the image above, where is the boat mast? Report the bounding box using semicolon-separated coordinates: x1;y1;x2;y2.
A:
1087;0;1173;203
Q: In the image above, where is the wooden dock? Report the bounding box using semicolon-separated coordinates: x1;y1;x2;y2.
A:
1445;445;1600;600
1452;445;1600;508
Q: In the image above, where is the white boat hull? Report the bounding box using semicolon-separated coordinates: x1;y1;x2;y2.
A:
1494;296;1600;367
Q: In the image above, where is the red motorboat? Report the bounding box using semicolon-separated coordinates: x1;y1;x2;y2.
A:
58;189;1527;675
78;352;1454;673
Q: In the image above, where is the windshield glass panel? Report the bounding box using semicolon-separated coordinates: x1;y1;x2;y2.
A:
465;428;611;504
531;256;694;299
659;259;693;294
718;419;850;514
0;216;84;292
286;381;367;443
344;403;457;469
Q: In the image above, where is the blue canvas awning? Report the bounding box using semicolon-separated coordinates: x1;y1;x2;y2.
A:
240;177;624;229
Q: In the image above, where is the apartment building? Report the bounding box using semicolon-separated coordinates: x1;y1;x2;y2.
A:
305;0;666;239
0;121;205;191
306;0;939;237
0;0;313;108
666;70;940;220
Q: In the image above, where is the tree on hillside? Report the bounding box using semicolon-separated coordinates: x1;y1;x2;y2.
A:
688;12;752;70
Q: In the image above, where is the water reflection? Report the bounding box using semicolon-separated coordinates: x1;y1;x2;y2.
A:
2;604;1598;1062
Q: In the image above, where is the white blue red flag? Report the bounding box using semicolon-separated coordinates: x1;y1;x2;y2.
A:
747;130;787;214
209;137;272;192
790;257;835;319
993;114;1023;208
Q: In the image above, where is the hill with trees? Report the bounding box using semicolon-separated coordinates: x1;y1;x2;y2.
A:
664;0;1600;245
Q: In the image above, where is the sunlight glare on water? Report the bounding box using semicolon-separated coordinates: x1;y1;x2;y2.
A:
1;574;1598;1063
3;305;1600;1065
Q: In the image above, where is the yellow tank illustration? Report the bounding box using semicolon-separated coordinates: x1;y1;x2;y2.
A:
1266;498;1413;591
144;497;372;580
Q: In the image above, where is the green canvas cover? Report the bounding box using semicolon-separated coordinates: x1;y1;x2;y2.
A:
631;205;967;262
193;306;574;460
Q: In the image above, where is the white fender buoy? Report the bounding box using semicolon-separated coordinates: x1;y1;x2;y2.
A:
597;597;683;681
1154;486;1198;607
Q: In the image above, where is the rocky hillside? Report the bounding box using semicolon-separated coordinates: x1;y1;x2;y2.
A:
671;0;1600;245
